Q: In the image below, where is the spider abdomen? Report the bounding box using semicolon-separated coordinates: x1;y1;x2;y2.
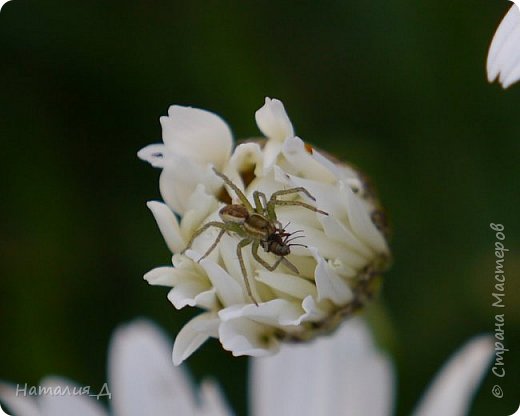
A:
219;204;248;224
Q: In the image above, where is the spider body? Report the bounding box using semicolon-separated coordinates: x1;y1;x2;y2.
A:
182;168;327;304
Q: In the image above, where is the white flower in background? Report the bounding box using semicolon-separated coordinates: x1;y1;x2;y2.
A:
487;4;520;88
139;98;391;364
251;319;494;416
0;321;231;416
0;320;493;416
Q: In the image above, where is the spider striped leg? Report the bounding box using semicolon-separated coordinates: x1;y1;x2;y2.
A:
181;221;228;257
213;168;254;212
236;238;258;305
198;228;227;262
269;199;328;216
253;191;269;215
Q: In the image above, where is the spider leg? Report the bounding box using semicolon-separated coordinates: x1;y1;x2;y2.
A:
253;191;268;215
213;168;254;212
252;240;298;274
251;240;278;270
181;221;229;257
236;238;258;305
198;228;226;262
270;187;316;201
269;199;328;216
281;257;299;274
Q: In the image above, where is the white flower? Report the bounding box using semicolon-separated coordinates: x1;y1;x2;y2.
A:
0;320;493;416
487;4;520;88
140;98;391;364
251;319;494;416
138;105;233;215
0;321;231;416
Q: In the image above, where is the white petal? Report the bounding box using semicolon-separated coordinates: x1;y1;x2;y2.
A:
256;270;317;300
219;299;304;327
250;319;394;416
226;142;265;185
151;254;212;292
255;98;294;143
282;137;337;183
219;318;279;357
0;383;41;416
311;248;353;305
167;283;216;310
300;295;329;322
274;167;348;220
159;157;212;215
197;380;234;416
340;181;389;254
190;251;246;307
147;201;185;253
319;214;373;258
137;144;168;168
160;106;232;170
502;62;520;88
180;184;220;239
172;313;220;366
144;266;177;287
411;335;494;416
487;5;520;88
301;223;368;268
37;378;107;416
109;320;200;416
261;141;284;173
497;24;520;86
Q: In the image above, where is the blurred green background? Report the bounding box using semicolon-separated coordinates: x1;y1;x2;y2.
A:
1;1;518;415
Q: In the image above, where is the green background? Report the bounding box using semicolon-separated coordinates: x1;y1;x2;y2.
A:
1;1;518;415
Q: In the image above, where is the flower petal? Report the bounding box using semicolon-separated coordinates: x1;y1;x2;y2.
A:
167;283;216;310
274;167;349;220
340;181;389;254
319;214;373;259
250;318;394;416
180;185;220;239
198;380;234;416
190;250;247;307
226;142;265;188
144;266;177;287
137;144;168;168
172;313;220;366
411;335;494;416
256;270;317;300
109;320;201;416
301;223;368;269
37;378;107;416
311;249;353;305
147;201;185;253
282;136;337;183
255;98;294;143
0;383;41;416
487;5;520;88
159;157;219;215
255;98;294;171
219;318;279;357
219;299;304;327
161;105;232;170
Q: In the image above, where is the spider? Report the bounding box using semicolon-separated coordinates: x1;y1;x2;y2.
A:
181;168;328;305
